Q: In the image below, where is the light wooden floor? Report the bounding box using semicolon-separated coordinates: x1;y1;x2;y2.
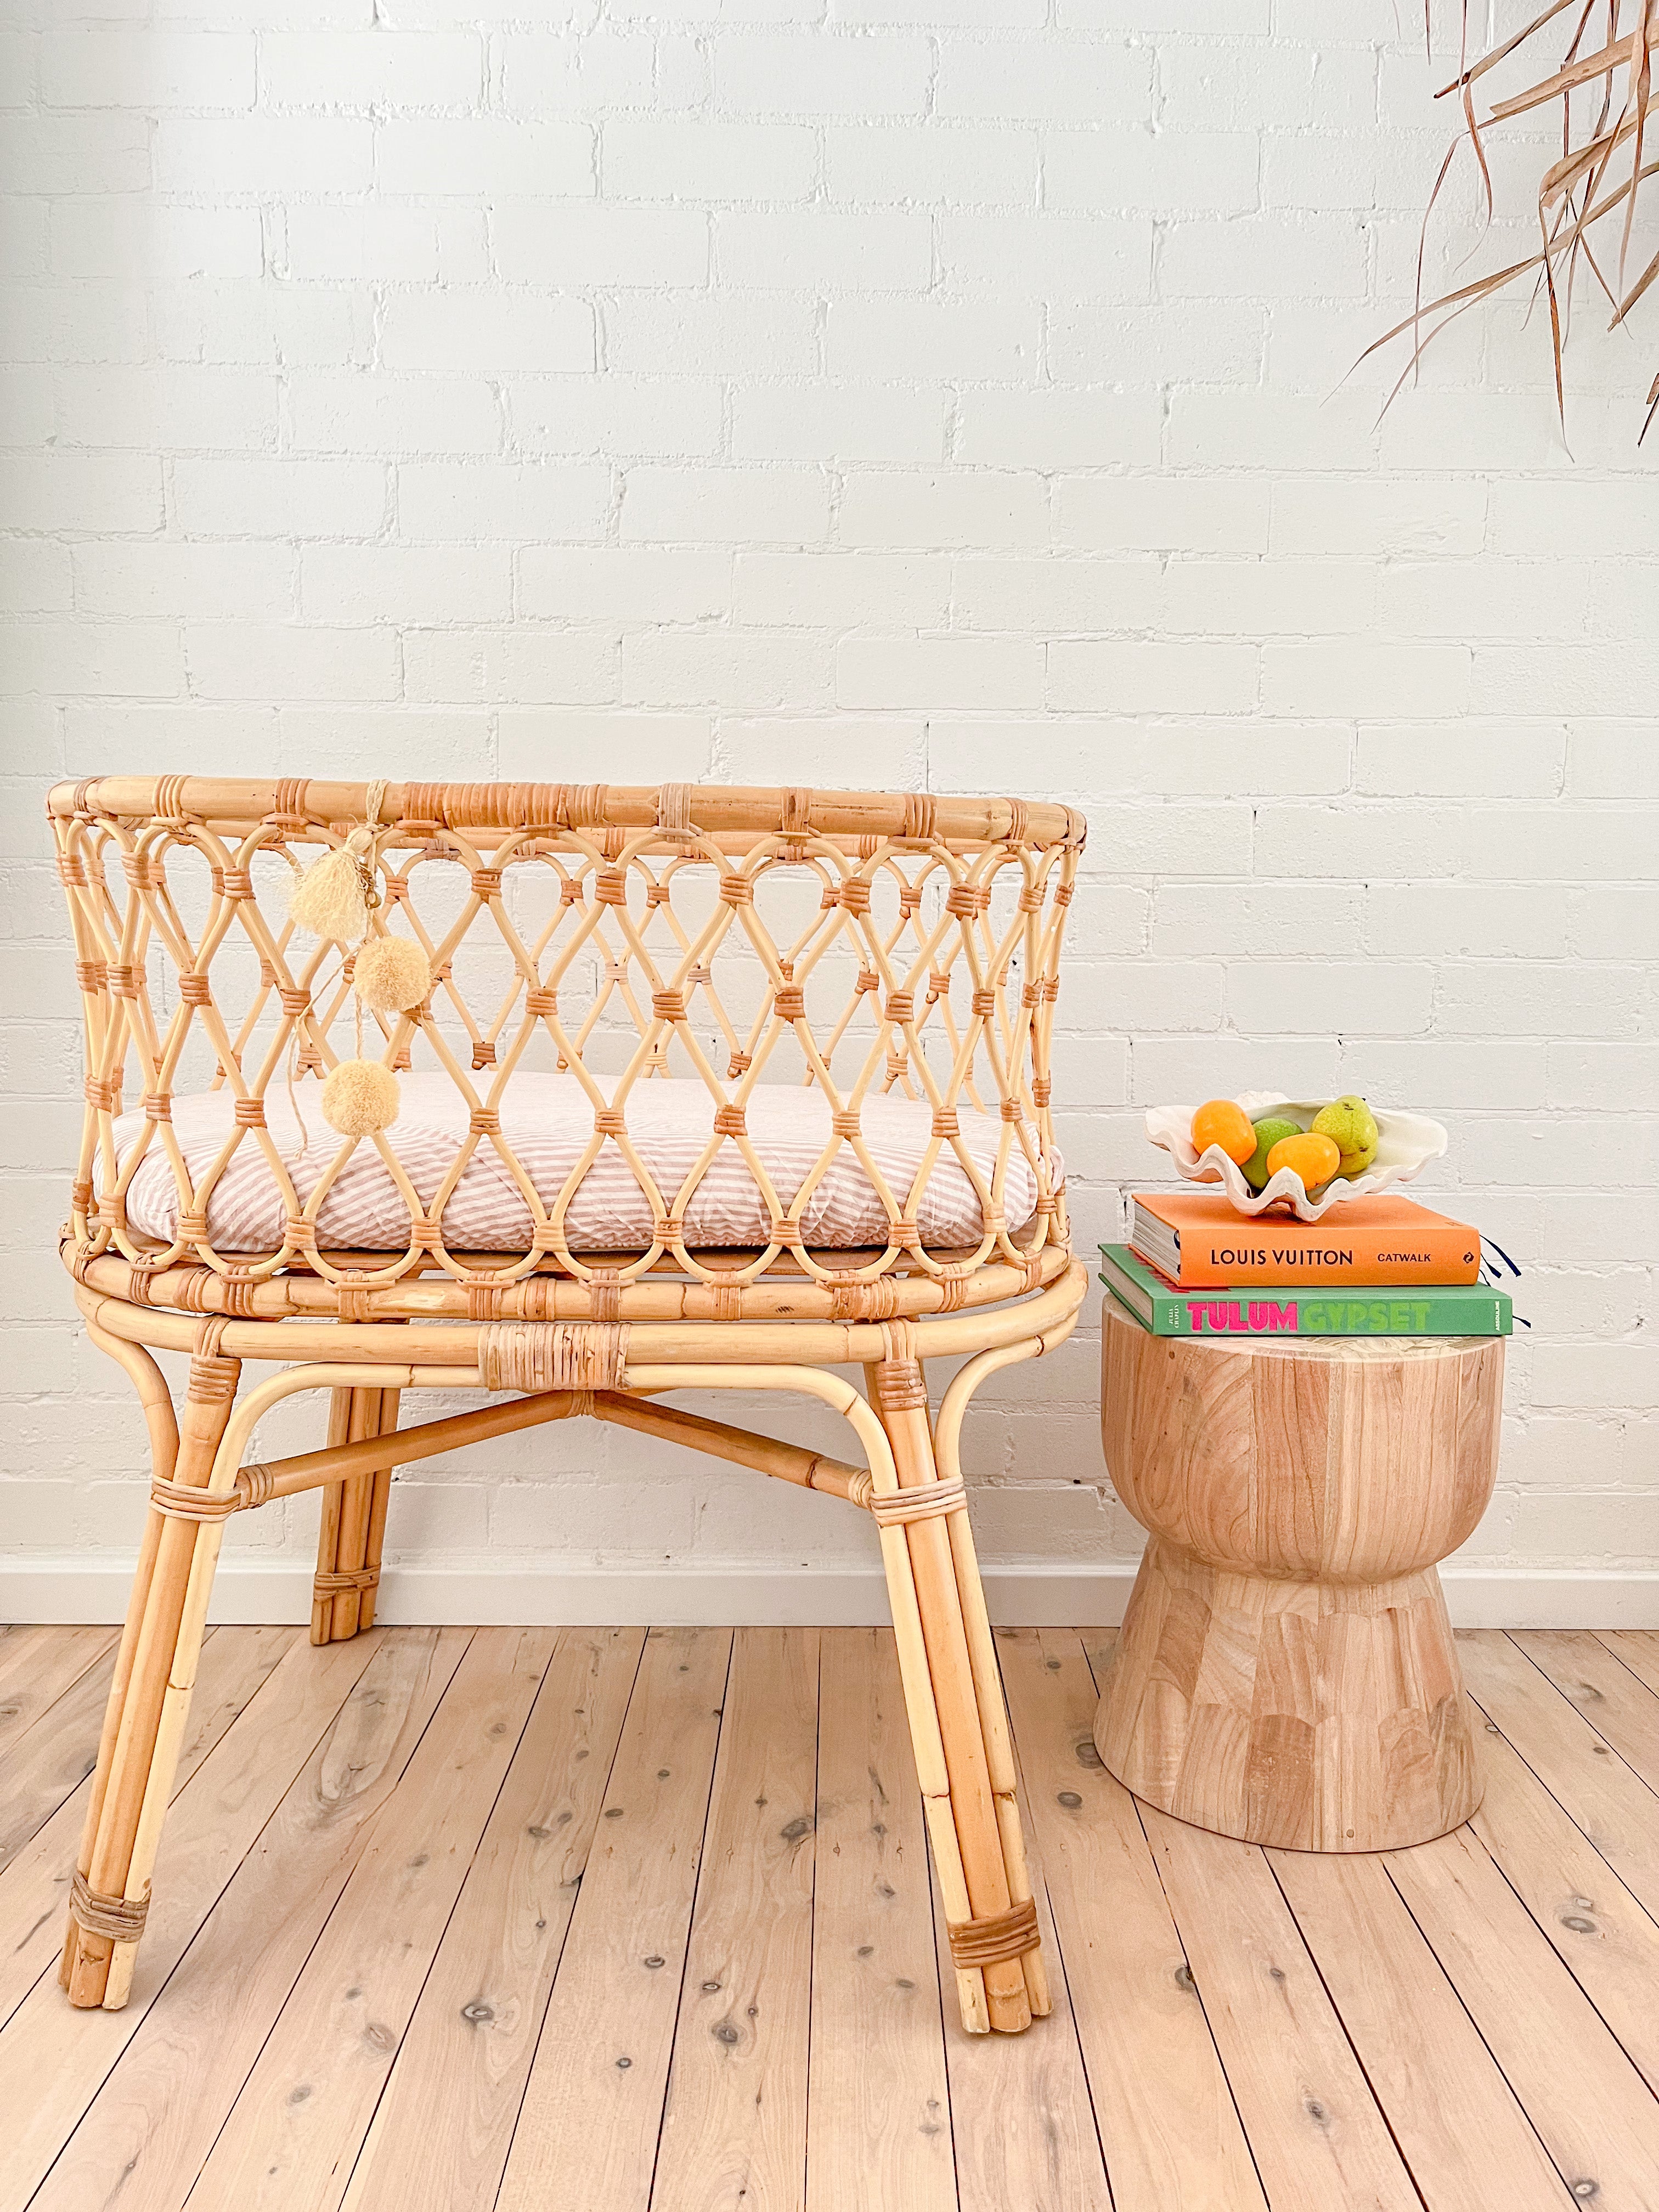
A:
3;1623;1658;2211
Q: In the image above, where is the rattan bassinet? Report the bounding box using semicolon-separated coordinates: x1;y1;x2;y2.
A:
47;775;1087;2035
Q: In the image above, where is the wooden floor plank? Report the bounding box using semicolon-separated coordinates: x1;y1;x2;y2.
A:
1598;1631;1659;1700
495;1627;732;2212
1460;1632;1659;1921
340;1627;644;2212
0;1650;124;1884
1003;1626;1259;2212
5;1623;1655;2212
1470;1709;1659;2098
0;1626;117;1767
184;1627;554;2212
1387;1823;1659;2212
1513;1630;1659;1794
805;1628;955;2212
1142;1807;1421;2212
928;1718;1111;2210
1272;1848;1574;2211
0;1625;54;1702
0;1625;293;2032
652;1628;819;2212
13;1627;469;2212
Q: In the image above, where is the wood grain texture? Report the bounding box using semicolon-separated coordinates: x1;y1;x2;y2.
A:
495;1627;733;2212
1005;1627;1262;2212
652;1628;819;2212
1460;1631;1659;1924
341;1627;645;2212
2;1627;440;2212
1470;1712;1659;2099
1271;1847;1573;2210
805;1628;955;2212
187;1628;552;2212
0;1626;117;1765
1096;1306;1503;1851
1142;1805;1423;2212
927;1808;1106;2212
0;1648;125;1882
1513;1629;1659;1792
0;1625;291;2032
1386;1822;1659;2212
7;1626;1659;2211
1599;1630;1659;1700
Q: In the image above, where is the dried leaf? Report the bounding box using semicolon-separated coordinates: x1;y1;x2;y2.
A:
1374;0;1659;437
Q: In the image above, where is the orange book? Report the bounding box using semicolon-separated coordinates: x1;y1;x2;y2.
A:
1130;1190;1481;1290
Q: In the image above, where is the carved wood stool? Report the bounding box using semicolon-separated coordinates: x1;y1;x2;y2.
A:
1092;1303;1505;1852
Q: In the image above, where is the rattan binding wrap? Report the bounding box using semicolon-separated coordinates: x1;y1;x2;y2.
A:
313;1565;379;1595
868;1476;967;1527
476;1321;629;1395
148;1476;239;1523
70;1870;149;1943
946;1895;1040;1969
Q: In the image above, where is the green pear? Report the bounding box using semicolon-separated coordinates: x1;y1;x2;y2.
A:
1311;1094;1379;1180
1242;1115;1304;1192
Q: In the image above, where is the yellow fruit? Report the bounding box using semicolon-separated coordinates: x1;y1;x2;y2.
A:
1190;1097;1257;1165
1311;1094;1379;1179
1265;1131;1340;1190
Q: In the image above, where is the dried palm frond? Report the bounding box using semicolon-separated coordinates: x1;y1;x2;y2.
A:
1366;1;1659;438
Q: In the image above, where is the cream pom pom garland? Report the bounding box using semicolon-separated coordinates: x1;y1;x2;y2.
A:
321;1057;401;1138
285;786;415;1139
286;842;371;944
285;778;391;945
352;934;431;1014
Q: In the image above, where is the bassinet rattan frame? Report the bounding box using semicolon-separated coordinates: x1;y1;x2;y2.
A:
47;775;1086;2035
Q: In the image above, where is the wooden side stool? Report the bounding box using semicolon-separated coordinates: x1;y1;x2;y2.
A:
1092;1303;1505;1852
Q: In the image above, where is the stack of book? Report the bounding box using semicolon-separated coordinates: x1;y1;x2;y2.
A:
1101;1190;1513;1339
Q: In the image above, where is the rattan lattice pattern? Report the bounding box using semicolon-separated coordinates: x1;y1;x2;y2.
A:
52;778;1082;1306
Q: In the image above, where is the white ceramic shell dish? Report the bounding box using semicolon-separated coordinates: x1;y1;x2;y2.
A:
1143;1092;1449;1223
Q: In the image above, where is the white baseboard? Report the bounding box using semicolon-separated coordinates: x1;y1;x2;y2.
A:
3;1558;1657;1630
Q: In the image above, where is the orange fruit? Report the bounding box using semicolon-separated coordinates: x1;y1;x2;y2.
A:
1190;1098;1257;1165
1265;1131;1341;1190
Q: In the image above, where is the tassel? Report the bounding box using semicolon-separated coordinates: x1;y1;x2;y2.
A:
289;838;371;943
287;779;390;944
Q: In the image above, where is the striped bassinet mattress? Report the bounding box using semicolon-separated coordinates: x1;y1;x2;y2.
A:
111;1073;1057;1256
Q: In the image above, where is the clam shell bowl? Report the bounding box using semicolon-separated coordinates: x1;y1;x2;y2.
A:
1143;1092;1449;1223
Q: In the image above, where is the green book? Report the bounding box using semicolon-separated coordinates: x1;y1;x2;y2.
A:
1099;1244;1513;1339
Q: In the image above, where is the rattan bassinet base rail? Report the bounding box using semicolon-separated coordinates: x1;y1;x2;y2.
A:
47;776;1086;2036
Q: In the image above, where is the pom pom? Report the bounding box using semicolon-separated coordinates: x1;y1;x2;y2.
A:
352;935;432;1014
289;848;369;943
321;1058;400;1137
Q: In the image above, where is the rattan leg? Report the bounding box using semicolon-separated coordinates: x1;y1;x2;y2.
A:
358;1387;399;1631
870;1349;1041;2036
312;1386;385;1644
61;1327;240;2010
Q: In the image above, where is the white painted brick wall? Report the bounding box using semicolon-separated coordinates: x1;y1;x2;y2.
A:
1;3;1654;1608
